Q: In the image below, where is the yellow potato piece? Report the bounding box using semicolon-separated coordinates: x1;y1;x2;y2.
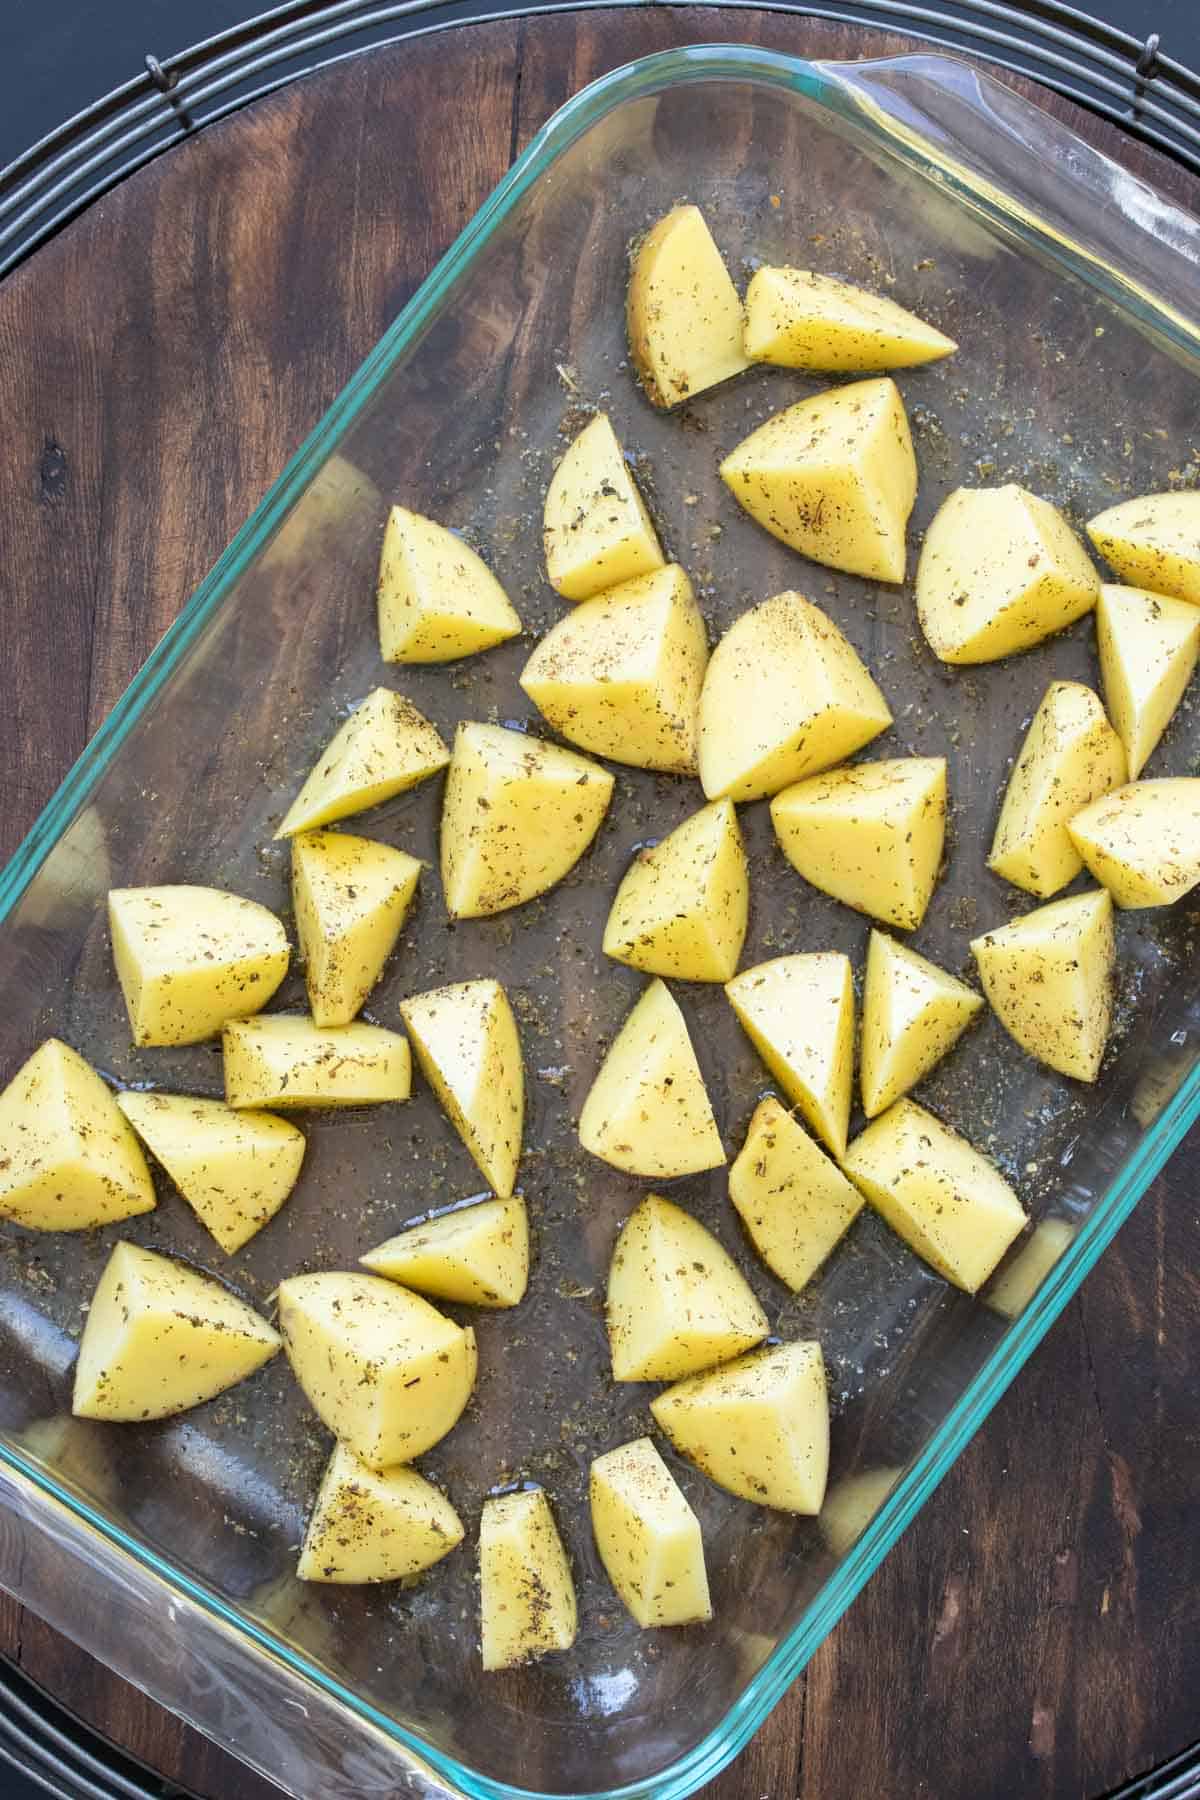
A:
362;1194;529;1307
843;1099;1027;1292
720;376;917;583
109;886;289;1047
744;267;956;370
292;830;421;1026
988;682;1126;897
519;564;707;774
480;1488;577;1670
376;504;521;663
223;1015;411;1109
729;1096;864;1291
275;688;450;838
1097;582;1200;778
73;1242;280;1421
984;1218;1075;1320
399;979;523;1198
819;1466;901;1557
1068;778;1200;908
543;413;665;601
578;979;724;1178
297;1443;464;1584
590;1438;711;1627
1087;490;1200;606
602;799;748;982
117;1091;304;1253
627;204;750;408
970;890;1114;1081
859;931;981;1118
440;722;614;919
606;1193;767;1381
916;484;1100;664
277;1271;476;1468
0;1039;154;1232
651;1341;829;1513
697;591;892;803
725;954;854;1159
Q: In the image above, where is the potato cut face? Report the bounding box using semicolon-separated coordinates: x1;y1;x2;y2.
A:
0;1039;155;1232
362;1194;529;1307
399;979;524;1198
1097;583;1200;778
297;1443;464;1584
1068;778;1200;909
275;688;450;838
109;885;289;1047
819;1466;902;1557
578;979;724;1177
627;204;750;408
480;1488;577;1670
602;798;749;982
223;1016;411;1109
590;1437;711;1628
292;830;421;1026
117;1091;304;1253
73;1241;281;1421
543;413;665;601
651;1341;829;1513
277;1271;476;1468
519;564;708;773
729;1096;864;1291
971;890;1114;1081
725;954;854;1159
843;1099;1027;1292
376;504;521;664
859;931;982;1118
721;376;917;582
1087;491;1200;606
916;484;1100;664
697;591;892;803
984;1218;1075;1320
744;267;957;370
988;682;1126;898
440;722;614;918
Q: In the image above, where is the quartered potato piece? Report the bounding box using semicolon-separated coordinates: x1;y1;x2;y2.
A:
543;413;665;601
1087;490;1200;605
744;267;956;370
859;931;982;1118
590;1438;711;1628
1069;778;1200;908
362;1194;529;1308
971;890;1114;1081
729;1096;864;1291
627;204;750;408
275;688;450;838
297;1443;464;1583
725;954;854;1160
292;830;421;1026
579;979;724;1178
984;1218;1075;1320
109;885;289;1046
223;1016;411;1109
602;798;749;982
399;979;523;1198
376;504;521;663
480;1488;577;1670
1097;583;1200;778
0;1039;154;1232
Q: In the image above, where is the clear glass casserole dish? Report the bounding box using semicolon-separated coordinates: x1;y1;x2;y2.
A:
1;41;1199;1800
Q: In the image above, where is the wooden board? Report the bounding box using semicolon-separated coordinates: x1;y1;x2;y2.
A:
0;11;1197;1798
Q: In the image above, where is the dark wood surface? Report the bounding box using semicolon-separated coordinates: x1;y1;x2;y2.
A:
0;12;1197;1798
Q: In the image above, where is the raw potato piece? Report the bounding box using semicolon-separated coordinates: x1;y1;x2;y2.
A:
590;1438;711;1627
543;414;665;601
843;1100;1027;1293
771;757;947;930
109;886;289;1047
1097;583;1200;778
744;267;956;370
859;932;982;1118
480;1489;577;1670
292;831;421;1026
376;504;521;663
277;1272;476;1468
602;799;749;982
916;485;1100;664
729;1096;864;1291
720;376;917;583
0;1040;154;1232
985;1218;1075;1320
578;979;724;1178
224;1016;411;1109
606;1194;767;1381
117;1092;304;1253
399;980;523;1198
73;1242;280;1421
440;722;613;918
819;1466;901;1557
297;1443;464;1583
627;204;750;408
519;564;707;774
971;890;1114;1081
276;689;450;838
988;682;1126;898
362;1195;529;1308
1068;779;1200;908
725;955;854;1159
1087;491;1200;606
698;592;892;803
651;1341;829;1513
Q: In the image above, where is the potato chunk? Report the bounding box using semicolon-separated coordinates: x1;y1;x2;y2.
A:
819;1466;901;1557
729;1096;864;1291
278;1271;476;1468
725;954;854;1159
651;1341;829;1513
399;980;523;1198
970;890;1114;1081
275;688;450;838
1087;490;1200;605
480;1488;577;1670
223;1016;411;1109
843;1100;1026;1292
0;1039;154;1232
362;1194;529;1308
1068;779;1200;908
519;564;707;773
627;204;749;408
1097;583;1200;778
590;1438;711;1627
578;979;724;1178
297;1443;464;1584
984;1218;1075;1320
109;885;289;1047
744;267;956;370
860;931;981;1118
543;414;665;601
720;376;917;582
292;831;420;1026
440;722;613;918
376;504;521;663
602;798;748;982
73;1242;280;1421
916;484;1099;664
988;682;1126;897
607;1194;766;1381
698;591;892;803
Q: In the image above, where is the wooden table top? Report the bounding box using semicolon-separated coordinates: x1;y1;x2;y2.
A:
0;11;1197;1798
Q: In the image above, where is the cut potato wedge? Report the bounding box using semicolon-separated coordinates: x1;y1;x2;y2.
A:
297;1443;464;1583
627;204;749;409
729;1096;864;1291
590;1437;711;1627
362;1194;529;1308
292;830;421;1026
109;885;289;1047
480;1488;577;1670
1087;490;1200;606
744;267;956;370
275;688;450;838
1068;779;1200;908
0;1039;154;1232
376;504;521;663
399;980;523;1198
859;931;981;1118
578;979;724;1178
543;413;665;601
1097;582;1200;778
602;798;749;982
223;1016;411;1109
725;954;854;1159
984;1218;1075;1320
988;682;1126;898
970;890;1114;1081
819;1466;901;1557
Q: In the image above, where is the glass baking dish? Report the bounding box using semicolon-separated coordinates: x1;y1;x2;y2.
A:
1;41;1199;1800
